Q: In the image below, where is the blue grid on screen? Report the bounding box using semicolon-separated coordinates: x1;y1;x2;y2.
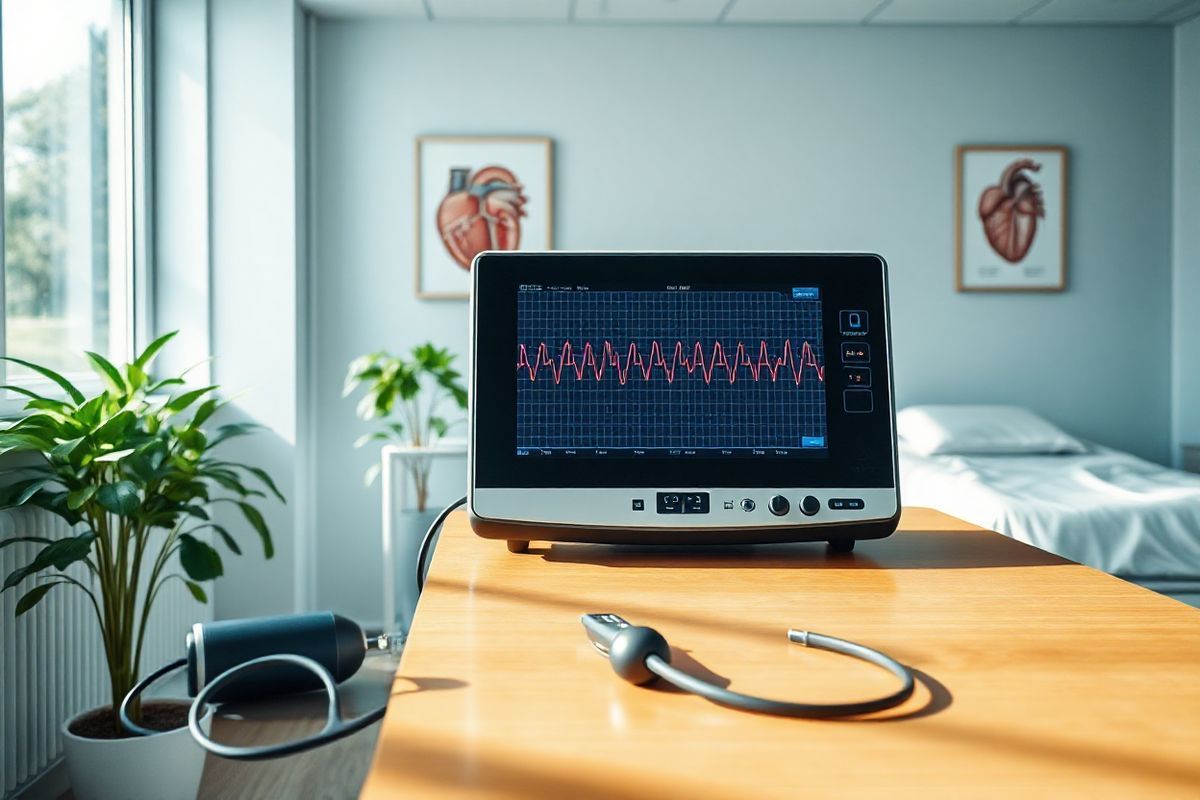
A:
515;290;827;451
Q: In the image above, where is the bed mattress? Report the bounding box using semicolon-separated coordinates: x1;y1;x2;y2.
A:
898;443;1200;578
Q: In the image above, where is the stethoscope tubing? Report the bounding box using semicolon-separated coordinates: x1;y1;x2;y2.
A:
646;630;914;718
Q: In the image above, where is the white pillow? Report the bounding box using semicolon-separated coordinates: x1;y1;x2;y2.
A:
896;405;1086;456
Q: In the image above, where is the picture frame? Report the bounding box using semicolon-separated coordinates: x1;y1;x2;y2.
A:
955;145;1068;292
415;135;554;300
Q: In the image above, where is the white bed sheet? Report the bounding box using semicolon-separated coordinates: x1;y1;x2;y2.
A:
898;443;1200;578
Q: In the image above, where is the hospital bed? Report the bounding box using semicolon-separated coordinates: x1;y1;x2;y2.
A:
895;406;1200;607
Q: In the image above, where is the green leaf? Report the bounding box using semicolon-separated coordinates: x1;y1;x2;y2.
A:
94;448;135;463
84;351;128;395
363;463;381;487
209;422;263;448
125;362;148;391
236;502;274;559
92;410;137;444
162;386;217;416
3;533;96;591
50;437;87;464
183;580;208;603
0;358;85;404
191;397;221;429
354;432;389;448
234;465;285;503
147;377;185;394
429;416;449;438
133;330;179;370
74;396;106;428
188;523;241;555
67;486;97;510
15;583;58;616
0;536;54;552
181;504;209;521
178;533;224;581
96;481;140;515
0;384;61;405
15;478;55;506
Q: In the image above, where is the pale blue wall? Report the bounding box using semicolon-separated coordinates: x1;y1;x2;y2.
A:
1175;17;1200;466
313;22;1175;618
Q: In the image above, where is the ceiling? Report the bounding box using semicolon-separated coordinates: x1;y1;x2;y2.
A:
302;0;1200;25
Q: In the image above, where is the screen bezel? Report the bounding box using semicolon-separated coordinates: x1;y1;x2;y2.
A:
471;252;897;489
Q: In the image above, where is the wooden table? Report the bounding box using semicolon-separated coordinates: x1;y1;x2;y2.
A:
358;507;1200;799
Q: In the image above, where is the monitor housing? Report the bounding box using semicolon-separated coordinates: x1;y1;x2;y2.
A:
469;252;900;549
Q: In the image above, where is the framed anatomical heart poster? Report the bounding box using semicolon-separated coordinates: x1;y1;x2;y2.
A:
415;135;553;299
956;145;1068;292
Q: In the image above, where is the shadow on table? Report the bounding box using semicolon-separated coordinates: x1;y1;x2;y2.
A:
536;529;1067;571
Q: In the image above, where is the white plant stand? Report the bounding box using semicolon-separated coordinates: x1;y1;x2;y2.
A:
380;439;467;635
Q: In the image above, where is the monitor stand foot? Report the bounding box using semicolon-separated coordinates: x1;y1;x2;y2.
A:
507;539;530;554
827;539;855;554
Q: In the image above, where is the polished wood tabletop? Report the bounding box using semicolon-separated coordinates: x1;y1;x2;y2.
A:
360;508;1200;799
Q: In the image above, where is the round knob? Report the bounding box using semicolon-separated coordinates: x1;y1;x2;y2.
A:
768;495;790;516
800;495;820;516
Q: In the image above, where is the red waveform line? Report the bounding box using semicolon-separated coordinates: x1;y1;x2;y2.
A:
516;340;825;386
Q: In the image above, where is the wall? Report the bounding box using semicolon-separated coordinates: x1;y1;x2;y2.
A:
313;22;1175;619
208;0;305;618
1175;17;1200;467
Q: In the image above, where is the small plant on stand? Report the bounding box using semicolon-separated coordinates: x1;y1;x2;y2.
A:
343;343;468;512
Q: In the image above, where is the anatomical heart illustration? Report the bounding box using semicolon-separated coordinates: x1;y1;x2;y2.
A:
437;166;528;269
416;136;552;298
978;159;1044;264
956;146;1067;292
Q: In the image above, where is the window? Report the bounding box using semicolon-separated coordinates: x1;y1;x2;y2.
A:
1;0;135;386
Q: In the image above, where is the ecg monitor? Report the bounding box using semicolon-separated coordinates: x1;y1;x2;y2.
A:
468;252;900;549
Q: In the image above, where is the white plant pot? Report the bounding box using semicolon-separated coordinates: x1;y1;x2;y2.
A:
62;701;213;800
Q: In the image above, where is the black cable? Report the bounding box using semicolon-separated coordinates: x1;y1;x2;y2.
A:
119;657;188;736
186;654;385;760
415;496;468;593
646;629;914;718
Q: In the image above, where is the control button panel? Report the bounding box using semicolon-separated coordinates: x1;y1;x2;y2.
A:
844;389;874;414
840;342;870;364
657;492;709;514
840;310;869;336
828;498;865;510
656;493;682;514
767;495;790;516
683;493;710;514
843;367;871;387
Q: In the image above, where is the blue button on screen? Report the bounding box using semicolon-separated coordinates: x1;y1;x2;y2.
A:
801;436;826;447
792;287;820;300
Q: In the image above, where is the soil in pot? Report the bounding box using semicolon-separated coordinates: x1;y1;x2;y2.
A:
68;701;190;739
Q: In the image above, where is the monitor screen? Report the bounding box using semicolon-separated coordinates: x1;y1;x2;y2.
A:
515;284;829;458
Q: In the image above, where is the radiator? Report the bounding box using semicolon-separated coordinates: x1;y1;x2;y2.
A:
0;508;209;798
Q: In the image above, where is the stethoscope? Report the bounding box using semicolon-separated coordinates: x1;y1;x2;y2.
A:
122;503;915;759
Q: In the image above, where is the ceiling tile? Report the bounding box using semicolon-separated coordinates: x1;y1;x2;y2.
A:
1155;0;1200;22
427;0;570;20
1020;0;1183;23
302;0;428;17
574;0;731;22
871;0;1045;24
723;0;884;23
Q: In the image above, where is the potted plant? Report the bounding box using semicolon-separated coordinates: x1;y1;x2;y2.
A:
343;343;468;511
0;332;283;800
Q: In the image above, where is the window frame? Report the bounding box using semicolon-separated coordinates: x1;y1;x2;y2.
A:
0;0;151;415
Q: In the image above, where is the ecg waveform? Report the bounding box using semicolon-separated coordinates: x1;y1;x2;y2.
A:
515;288;828;452
515;340;825;386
